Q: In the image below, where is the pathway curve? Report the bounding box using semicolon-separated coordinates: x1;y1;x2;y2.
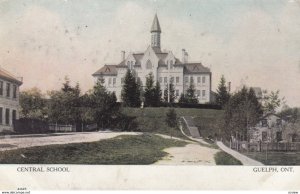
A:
216;141;264;166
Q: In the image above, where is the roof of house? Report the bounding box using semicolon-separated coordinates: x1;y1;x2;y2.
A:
0;67;23;85
92;65;118;76
151;14;161;33
184;63;211;74
260;113;283;120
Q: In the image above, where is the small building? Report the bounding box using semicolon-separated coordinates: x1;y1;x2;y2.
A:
0;67;22;133
248;113;286;143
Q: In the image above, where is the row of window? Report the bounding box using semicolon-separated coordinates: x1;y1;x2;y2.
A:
185;76;206;84
0;81;17;99
0;107;16;125
161;90;207;98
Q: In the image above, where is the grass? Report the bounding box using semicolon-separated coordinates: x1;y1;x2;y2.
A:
122;107;223;139
214;151;242;165
242;151;300;165
0;134;187;164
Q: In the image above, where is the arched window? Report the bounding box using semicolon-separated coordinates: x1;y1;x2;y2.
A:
146;60;152;69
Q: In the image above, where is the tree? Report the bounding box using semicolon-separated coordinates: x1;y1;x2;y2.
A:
153;81;162;107
163;81;175;103
178;93;187;103
144;73;155;107
262;90;284;113
216;75;230;107
185;82;198;104
165;108;178;138
121;69;141;107
19;87;47;120
47;77;81;125
87;80;120;129
223;86;263;140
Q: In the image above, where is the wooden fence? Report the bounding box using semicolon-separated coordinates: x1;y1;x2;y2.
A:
48;124;76;132
228;140;300;152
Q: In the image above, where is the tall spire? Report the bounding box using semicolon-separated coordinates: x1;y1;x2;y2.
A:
151;14;161;48
151;14;161;33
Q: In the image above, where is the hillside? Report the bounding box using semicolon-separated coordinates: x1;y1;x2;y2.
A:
122;107;224;139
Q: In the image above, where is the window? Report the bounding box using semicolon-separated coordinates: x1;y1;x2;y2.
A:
170;60;173;69
121;78;124;84
12;110;16;125
202;76;206;84
5;108;9;125
176;77;179;84
113;78;116;85
164;77;167;84
197;77;201;83
262;119;268;127
276;131;282;142
202;90;206;97
159;77;162;83
170;77;174;83
190;77;194;83
108;78;111;85
185;77;188;83
262;131;267;142
146;60;152;69
6;83;10;97
197;90;201;97
0;107;2;124
127;61;130;66
176;90;179;96
13;85;17;99
0;81;3;96
276;119;282;126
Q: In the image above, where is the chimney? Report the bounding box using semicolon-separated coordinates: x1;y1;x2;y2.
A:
228;82;231;93
182;49;186;63
182;49;189;63
121;51;125;61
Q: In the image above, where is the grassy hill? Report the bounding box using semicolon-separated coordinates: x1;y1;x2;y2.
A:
122;107;224;139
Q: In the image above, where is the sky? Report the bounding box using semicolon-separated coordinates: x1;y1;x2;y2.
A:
0;0;300;106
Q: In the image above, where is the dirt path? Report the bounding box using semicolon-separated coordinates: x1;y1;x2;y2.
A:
0;132;140;151
155;142;219;165
216;141;263;166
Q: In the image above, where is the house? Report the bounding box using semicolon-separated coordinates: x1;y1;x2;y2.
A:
248;113;286;143
92;14;212;103
0;67;22;133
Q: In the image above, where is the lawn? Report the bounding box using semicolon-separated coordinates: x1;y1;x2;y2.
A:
242;151;300;165
0;134;187;164
122;107;223;139
214;151;242;165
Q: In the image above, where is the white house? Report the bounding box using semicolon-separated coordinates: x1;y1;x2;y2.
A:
248;113;286;143
93;14;212;103
0;67;22;132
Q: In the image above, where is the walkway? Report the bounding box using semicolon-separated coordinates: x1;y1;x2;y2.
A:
216;141;264;166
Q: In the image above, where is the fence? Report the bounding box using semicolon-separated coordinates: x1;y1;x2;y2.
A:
228;139;300;152
48;124;76;133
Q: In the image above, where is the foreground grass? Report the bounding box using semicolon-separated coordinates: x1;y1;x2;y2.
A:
122;107;223;139
0;134;187;164
214;151;242;165
242;151;300;165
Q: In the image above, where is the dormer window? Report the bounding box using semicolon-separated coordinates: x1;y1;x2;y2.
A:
170;60;173;69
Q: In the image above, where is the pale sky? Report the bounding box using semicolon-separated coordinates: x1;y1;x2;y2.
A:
0;0;300;106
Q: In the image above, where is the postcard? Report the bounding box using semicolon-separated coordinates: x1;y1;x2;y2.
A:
0;0;299;191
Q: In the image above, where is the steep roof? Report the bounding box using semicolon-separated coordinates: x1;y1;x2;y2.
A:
92;65;118;76
0;67;22;85
184;63;211;74
151;14;161;33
